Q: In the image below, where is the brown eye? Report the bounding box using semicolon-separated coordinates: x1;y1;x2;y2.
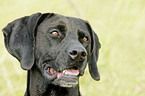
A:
83;36;88;42
51;31;58;36
51;29;59;36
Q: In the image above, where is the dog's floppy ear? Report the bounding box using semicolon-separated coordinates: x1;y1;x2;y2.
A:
2;13;54;70
86;21;101;81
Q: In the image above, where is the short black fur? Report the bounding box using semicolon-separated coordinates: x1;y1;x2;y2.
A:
2;13;101;96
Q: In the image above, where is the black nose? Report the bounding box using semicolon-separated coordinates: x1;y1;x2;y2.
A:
68;45;87;61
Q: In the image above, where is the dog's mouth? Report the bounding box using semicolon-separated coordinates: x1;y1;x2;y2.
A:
44;67;80;88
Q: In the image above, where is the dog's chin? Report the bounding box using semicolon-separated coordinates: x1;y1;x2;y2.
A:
52;75;78;88
44;67;80;88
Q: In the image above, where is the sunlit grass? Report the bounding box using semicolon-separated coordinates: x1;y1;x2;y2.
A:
0;0;145;96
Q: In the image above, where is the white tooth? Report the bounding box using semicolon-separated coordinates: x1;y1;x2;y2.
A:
63;70;65;74
63;70;68;75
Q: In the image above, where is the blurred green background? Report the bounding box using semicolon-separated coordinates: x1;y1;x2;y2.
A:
0;0;145;96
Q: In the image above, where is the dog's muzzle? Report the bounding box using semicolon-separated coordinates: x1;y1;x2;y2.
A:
43;45;88;87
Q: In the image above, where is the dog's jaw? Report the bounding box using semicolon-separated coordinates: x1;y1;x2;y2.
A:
52;75;78;88
44;67;80;88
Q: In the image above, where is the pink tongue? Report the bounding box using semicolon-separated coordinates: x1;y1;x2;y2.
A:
57;69;79;78
65;69;79;76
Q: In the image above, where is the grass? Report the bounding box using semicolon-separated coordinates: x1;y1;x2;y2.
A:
0;0;145;96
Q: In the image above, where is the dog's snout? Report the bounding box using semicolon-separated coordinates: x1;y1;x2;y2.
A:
68;45;87;61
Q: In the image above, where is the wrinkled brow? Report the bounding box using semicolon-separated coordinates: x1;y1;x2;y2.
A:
56;22;67;32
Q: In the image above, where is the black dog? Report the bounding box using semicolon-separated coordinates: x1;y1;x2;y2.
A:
2;13;101;96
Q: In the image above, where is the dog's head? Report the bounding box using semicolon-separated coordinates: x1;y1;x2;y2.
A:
2;13;101;88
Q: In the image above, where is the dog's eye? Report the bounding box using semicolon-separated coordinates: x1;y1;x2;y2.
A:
51;30;59;36
83;36;88;42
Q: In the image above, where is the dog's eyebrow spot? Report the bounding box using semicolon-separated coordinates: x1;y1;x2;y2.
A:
78;30;89;37
56;22;67;32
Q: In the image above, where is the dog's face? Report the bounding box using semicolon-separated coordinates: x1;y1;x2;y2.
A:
35;14;91;87
2;13;101;88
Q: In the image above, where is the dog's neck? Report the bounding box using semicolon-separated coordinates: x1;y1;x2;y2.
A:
25;68;81;96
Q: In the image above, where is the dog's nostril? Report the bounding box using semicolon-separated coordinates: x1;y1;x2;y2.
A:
81;52;87;57
68;46;87;61
69;50;78;56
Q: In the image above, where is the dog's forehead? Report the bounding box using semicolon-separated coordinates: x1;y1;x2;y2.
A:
48;14;86;26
